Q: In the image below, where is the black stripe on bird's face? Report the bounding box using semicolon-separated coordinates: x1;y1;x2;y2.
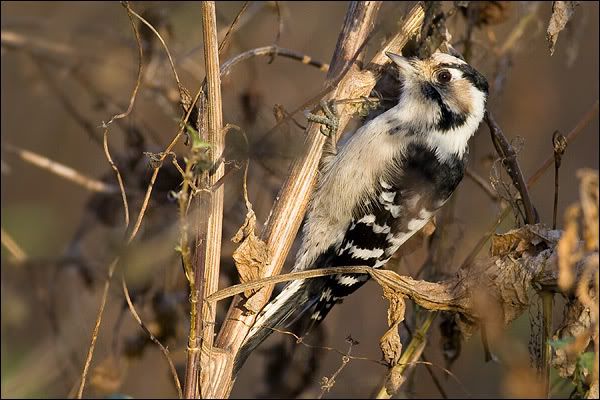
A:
438;62;489;94
420;81;468;131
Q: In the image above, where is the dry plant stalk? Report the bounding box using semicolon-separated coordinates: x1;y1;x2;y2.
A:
201;2;427;398
183;2;225;398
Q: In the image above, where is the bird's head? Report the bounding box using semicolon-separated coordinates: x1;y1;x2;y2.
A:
386;51;488;134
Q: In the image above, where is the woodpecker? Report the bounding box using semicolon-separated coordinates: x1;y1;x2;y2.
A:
234;51;488;373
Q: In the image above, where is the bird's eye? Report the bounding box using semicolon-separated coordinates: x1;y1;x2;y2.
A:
436;69;452;84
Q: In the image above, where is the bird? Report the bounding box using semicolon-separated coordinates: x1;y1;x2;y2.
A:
234;51;489;373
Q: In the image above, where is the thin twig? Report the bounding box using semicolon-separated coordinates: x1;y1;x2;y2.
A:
3;144;117;194
207;266;373;302
542;130;567;397
420;353;448;399
102;2;144;128
465;167;498;201
498;4;540;56
75;2;204;396
1;227;28;264
103;127;130;228
121;276;183;399
125;2;181;88
317;338;356;398
76;258;119;399
270;2;283;62
553;132;562;230
1;29;124;70
217;1;249;54
528;100;599;187
127;87;200;242
76;4;144;395
269;327;384;365
220;45;329;77
485;110;537;225
30;56;103;146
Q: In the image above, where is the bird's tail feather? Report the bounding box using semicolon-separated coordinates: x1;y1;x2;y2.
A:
233;278;323;374
233;271;371;375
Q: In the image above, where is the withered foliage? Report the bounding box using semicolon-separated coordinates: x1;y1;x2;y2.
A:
1;2;598;399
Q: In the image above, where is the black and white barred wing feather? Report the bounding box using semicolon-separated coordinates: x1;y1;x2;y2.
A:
305;141;466;324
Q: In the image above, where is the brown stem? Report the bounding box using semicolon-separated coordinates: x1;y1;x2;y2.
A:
375;312;437;399
182;2;225;398
485;110;537;225
465;167;498;202
527;100;598;187
199;0;225;363
541;291;553;398
552;130;568;230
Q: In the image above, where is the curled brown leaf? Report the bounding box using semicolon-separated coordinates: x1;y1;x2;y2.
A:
378;284;406;366
547;1;581;55
231;165;271;313
491;224;558;257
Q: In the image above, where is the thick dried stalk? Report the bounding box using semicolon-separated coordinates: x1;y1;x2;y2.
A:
199;0;225;393
203;4;426;397
183;2;225;398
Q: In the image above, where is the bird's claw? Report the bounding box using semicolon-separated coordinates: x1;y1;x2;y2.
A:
305;99;339;137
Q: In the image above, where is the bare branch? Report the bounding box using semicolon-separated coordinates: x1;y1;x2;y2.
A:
485;110;537;225
121;276;183;399
3;143;117;194
1;227;28;265
528;100;599;187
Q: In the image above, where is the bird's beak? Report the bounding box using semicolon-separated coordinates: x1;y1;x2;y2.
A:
386;52;414;76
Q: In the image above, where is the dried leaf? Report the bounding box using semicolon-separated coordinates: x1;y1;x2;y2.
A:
552;297;594;377
557;205;582;291
577;169;599;252
378;284;406;366
547;1;581;55
231;156;271;313
491;224;557;257
557;170;598;291
232;206;271;313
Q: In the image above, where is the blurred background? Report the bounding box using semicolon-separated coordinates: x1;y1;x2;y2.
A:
1;1;598;398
